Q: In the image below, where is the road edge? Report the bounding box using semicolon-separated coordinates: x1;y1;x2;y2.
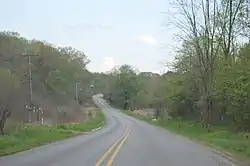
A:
121;110;248;166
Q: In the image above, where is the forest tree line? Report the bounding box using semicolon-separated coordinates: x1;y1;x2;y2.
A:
94;0;250;132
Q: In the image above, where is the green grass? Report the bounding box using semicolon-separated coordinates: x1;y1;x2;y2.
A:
0;110;105;156
122;110;250;162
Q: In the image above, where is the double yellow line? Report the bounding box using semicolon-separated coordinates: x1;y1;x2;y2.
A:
95;127;130;166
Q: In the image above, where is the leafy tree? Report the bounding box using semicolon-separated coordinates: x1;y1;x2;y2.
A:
107;65;140;109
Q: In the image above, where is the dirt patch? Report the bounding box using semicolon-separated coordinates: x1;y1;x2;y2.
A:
49;106;99;124
5;103;100;133
132;109;155;118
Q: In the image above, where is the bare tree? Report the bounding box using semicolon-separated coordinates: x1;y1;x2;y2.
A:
240;0;250;40
217;0;245;63
0;69;20;134
171;0;222;128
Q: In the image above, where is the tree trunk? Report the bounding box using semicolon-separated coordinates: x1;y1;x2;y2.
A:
0;109;11;135
207;96;213;132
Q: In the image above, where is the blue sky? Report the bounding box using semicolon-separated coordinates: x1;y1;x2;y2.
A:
1;0;178;74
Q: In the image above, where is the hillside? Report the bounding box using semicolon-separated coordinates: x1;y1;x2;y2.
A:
0;31;95;134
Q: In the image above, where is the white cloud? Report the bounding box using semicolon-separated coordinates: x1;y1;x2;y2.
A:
139;35;159;46
102;57;116;71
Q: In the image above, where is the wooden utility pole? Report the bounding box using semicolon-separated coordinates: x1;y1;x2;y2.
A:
22;49;39;123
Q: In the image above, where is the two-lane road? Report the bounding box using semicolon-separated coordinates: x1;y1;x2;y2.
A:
0;96;240;166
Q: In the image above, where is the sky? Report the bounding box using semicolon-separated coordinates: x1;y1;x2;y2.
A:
1;0;178;74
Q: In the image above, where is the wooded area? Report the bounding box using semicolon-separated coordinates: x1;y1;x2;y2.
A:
95;0;250;132
0;31;94;134
1;0;250;135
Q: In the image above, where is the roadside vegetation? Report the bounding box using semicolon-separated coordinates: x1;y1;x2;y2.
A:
90;0;250;162
122;110;250;161
0;110;105;156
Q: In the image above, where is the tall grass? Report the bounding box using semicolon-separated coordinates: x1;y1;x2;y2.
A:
0;110;105;156
122;110;250;161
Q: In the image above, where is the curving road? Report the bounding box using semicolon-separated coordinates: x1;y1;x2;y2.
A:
0;95;241;166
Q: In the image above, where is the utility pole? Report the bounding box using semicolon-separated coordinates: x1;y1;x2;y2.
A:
22;49;39;124
28;55;33;102
76;82;80;104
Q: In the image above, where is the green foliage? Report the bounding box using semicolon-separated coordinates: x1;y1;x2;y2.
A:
0;68;20;98
163;41;250;131
0;31;90;100
214;44;250;130
106;65;140;109
0;31;93;132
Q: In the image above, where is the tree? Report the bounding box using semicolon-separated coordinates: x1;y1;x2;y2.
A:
168;0;246;129
107;65;140;109
171;1;216;127
216;0;245;63
0;69;20;134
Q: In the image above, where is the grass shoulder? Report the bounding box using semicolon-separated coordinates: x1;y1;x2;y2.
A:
0;109;105;156
122;110;250;163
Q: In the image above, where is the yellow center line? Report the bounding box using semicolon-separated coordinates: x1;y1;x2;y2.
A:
95;127;129;166
106;128;130;166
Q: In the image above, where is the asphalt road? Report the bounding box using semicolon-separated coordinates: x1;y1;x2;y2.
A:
0;95;240;166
